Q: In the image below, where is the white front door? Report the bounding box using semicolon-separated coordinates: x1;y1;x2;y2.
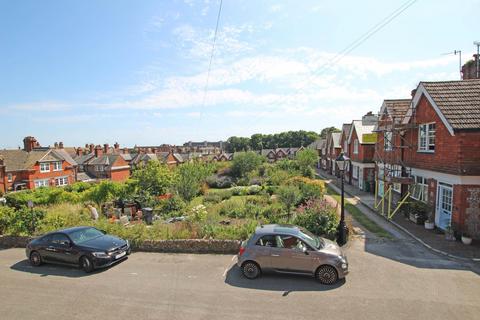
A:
435;183;453;230
358;169;364;190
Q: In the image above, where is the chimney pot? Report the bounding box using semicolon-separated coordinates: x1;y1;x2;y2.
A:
59;142;64;149
23;136;38;152
95;145;103;158
104;143;109;154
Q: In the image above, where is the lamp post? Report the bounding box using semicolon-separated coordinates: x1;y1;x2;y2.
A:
335;152;349;246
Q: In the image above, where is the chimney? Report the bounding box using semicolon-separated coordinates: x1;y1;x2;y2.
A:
23;136;38;152
114;142;120;152
123;147;129;154
103;143;109;154
89;144;94;154
94;145;103;158
151;147;156;154
361;111;378;126
411;89;417;98
76;148;83;156
59;142;64;149
85;143;89;149
54;142;59;148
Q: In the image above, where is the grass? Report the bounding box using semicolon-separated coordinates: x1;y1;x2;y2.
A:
326;186;393;239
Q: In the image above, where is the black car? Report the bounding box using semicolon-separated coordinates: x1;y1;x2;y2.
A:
26;226;131;273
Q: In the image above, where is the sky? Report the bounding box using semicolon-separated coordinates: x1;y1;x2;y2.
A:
0;0;479;149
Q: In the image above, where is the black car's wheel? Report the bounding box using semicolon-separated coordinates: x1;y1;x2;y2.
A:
29;251;42;267
80;256;94;273
315;265;338;285
241;261;261;279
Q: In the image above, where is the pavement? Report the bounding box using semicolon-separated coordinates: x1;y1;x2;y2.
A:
317;169;480;261
1;236;480;320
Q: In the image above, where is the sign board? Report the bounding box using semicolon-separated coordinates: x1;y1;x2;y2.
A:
362;133;378;144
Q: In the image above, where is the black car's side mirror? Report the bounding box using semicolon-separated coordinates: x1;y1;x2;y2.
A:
100;229;107;234
60;240;71;247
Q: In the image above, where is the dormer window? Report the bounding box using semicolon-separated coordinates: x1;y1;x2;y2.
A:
40;162;50;173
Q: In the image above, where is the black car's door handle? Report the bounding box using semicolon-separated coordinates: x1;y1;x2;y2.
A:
45;247;55;252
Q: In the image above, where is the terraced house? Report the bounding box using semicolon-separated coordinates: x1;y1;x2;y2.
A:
0;136;76;192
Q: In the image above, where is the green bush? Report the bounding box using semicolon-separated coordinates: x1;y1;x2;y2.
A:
0;206;45;236
261;203;286;223
203;193;223;204
218;198;246;218
206;175;233;188
293;199;338;239
156;196;186;217
37;204;90;233
231;151;265;178
5;188;81;208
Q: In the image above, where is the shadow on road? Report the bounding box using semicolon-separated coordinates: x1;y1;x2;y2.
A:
10;258;127;278
224;265;345;294
359;237;480;275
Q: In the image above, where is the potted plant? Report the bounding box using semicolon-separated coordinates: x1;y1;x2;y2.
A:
424;206;435;230
444;223;455;241
461;232;473;245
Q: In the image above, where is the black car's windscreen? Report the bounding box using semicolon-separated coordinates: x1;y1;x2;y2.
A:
69;228;104;244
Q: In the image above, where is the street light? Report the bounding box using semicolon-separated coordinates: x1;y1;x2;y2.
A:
335;152;350;246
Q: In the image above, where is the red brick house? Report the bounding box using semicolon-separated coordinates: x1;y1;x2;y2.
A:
347;112;378;192
325;132;342;176
339;123;352;182
401;80;480;237
374;99;411;201
0;137;76;192
75;144;130;182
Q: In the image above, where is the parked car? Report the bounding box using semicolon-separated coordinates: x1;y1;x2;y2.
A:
237;224;348;284
26;226;131;273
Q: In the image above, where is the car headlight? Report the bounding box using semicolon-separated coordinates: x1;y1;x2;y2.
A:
339;256;347;264
126;240;129;247
92;252;110;258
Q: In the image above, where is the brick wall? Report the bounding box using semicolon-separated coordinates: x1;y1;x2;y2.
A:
348;127;375;163
403;95;480;175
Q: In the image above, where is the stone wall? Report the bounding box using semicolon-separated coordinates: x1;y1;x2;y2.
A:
0;236;241;254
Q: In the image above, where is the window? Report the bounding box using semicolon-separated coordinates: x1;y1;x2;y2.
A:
51;234;70;246
386;164;401;193
418;123;435;152
34;179;49;188
256;235;276;247
353;139;359;154
55;176;68;186
275;235;303;250
384;131;393;151
40;162;50;173
53;161;62;171
352;165;359;179
7;173;13;182
343;141;348;154
96;165;104;172
410;175;428;202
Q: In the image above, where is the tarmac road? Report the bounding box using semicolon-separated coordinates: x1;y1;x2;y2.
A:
0;237;479;320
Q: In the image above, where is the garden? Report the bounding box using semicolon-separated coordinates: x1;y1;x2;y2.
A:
0;149;340;245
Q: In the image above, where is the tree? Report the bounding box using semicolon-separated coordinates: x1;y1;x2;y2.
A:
320;127;341;139
277;185;301;222
175;162;214;202
226;136;250;152
231;151;265;178
131;160;176;196
296;149;319;177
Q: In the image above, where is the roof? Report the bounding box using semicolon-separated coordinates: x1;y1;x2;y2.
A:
341;123;352;138
74;153;95;165
254;224;301;236
382;99;411;122
54;149;78;166
76;172;96;182
331;132;342;148
348;120;376;144
87;154;122;167
308;138;326;150
418;79;480;130
0;148;70;172
119;153;133;161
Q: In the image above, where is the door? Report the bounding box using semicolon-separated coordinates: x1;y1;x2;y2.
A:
358;168;364;190
49;233;75;264
252;235;274;269
270;235;313;273
436;183;453;230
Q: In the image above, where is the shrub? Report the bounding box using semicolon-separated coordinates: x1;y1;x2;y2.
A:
203;193;222;204
261;203;286;223
157;196;186;217
265;167;293;186
0;206;45;236
277;185;302;220
286;176;325;203
37;204;90;233
218;198;246;218
189;204;208;222
247;185;262;195
206;175;233;188
293;199;338;239
295;149;318;177
175;162;215;201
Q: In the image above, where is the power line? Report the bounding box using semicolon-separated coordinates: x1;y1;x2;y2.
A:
200;0;223;116
245;0;419;133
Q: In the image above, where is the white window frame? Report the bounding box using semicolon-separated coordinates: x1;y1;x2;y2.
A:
53;161;62;171
40;162;50;173
353;139;359;154
7;173;13;182
96;165;104;172
418;123;436;152
384;131;393;151
410;175;428;203
55;176;68;187
34;179;49;188
343;141;348;154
